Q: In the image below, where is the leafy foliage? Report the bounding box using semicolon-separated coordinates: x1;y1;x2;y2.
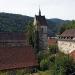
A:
39;45;58;71
38;46;75;75
40;58;49;71
0;13;32;32
60;20;75;34
48;45;58;54
49;53;75;75
26;20;35;47
0;12;69;36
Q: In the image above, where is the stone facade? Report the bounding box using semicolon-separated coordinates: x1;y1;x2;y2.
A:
58;40;75;54
57;29;75;54
33;9;48;50
39;26;48;50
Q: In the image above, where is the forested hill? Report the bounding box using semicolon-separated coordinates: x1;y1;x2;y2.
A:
0;12;69;36
47;18;70;36
0;13;33;32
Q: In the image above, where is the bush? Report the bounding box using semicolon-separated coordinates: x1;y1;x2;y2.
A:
49;53;75;75
48;45;58;54
40;58;49;71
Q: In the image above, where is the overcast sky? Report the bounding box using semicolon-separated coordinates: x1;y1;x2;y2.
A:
0;0;75;20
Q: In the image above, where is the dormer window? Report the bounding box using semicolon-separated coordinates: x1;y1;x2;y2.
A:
64;37;66;39
71;37;73;39
67;37;69;39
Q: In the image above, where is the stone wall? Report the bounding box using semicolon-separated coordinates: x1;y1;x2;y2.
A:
39;26;48;50
58;40;75;54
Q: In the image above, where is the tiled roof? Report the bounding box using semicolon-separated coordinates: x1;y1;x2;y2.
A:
35;15;47;26
0;32;26;40
48;38;57;46
0;46;38;70
61;29;75;37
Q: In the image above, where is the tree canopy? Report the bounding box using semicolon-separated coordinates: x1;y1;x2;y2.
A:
59;20;75;34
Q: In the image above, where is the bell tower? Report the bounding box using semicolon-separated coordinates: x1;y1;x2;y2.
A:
34;9;48;51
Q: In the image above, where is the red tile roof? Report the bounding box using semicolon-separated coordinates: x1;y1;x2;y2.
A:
0;46;38;70
61;29;75;37
48;38;57;46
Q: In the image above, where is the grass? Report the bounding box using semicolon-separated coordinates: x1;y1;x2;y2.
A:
38;70;51;75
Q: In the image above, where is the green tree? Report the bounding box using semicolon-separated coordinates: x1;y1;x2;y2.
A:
49;53;75;75
26;20;35;48
40;58;49;71
59;20;75;34
48;45;58;54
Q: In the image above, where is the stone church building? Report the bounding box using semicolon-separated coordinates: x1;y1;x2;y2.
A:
33;9;48;50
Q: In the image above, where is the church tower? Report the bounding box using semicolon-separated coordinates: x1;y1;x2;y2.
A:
34;9;48;50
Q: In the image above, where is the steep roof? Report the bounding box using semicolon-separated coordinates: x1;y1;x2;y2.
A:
61;29;75;37
35;15;47;26
0;46;38;70
0;32;26;40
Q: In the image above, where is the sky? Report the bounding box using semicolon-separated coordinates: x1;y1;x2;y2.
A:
0;0;75;20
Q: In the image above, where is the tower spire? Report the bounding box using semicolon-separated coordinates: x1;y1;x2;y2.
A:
39;8;41;16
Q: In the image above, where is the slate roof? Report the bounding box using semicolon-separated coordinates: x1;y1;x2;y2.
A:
61;29;75;37
0;46;38;70
35;15;47;26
